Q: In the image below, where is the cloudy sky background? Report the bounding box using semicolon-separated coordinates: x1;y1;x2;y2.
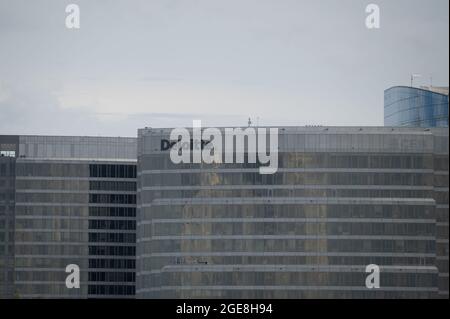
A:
0;0;448;136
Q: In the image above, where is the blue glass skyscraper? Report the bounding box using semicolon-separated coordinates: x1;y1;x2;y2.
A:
384;86;449;127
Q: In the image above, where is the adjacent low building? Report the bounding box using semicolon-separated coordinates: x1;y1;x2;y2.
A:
0;135;137;298
0;137;17;297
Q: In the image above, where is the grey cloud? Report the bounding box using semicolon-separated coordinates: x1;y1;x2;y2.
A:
0;0;448;135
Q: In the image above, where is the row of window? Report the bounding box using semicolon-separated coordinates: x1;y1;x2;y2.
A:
146;189;436;200
144;222;435;237
89;207;136;217
144;204;434;220
15;179;88;191
143;239;435;254
0;179;14;188
143;290;436;299
88;284;135;295
0;151;15;158
89;181;136;192
0;207;14;215
142;172;434;187
14;245;86;255
88;271;135;282
89;246;135;256
15;219;87;229
0;193;14;201
89;164;136;178
164;256;435;267
15;232;86;242
88;233;136;243
89;220;136;230
142;153;439;170
15;192;136;204
89;259;135;269
89;194;136;205
14;179;137;191
0;160;15;177
16;163;88;177
161;272;436;287
15;193;87;203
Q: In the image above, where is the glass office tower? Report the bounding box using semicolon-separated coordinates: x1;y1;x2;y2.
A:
384;86;449;127
136;127;449;298
0;156;15;298
5;135;137;298
0;136;19;298
0;140;17;298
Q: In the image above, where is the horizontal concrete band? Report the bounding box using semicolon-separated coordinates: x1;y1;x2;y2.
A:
143;197;436;206
15;280;136;287
140;185;436;191
14;242;135;246
15;268;135;272
15;216;136;221
13;216;434;224
16;159;137;165
16;177;136;182
16;190;136;195
138;235;435;241
136;286;439;293
17;294;134;299
137;218;436;225
14;198;437;207
137;265;437;274
15;203;135;207
137;252;435;258
139;168;435;175
15;255;135;259
15;229;135;233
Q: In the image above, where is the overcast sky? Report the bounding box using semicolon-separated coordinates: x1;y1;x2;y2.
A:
0;0;448;136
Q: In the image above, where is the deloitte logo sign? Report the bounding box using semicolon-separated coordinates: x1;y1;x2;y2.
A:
162;121;279;174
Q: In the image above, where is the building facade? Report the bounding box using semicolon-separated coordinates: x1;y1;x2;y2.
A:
136;127;449;298
1;135;137;298
0;136;18;298
384;86;449;127
1;128;449;299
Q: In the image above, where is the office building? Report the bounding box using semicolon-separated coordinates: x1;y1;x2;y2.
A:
1;127;449;298
136;126;448;298
0;136;17;297
384;86;449;127
0;135;137;298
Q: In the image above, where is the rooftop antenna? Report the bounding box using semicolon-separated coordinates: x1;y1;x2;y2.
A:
248;117;252;127
430;75;433;88
411;74;421;87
